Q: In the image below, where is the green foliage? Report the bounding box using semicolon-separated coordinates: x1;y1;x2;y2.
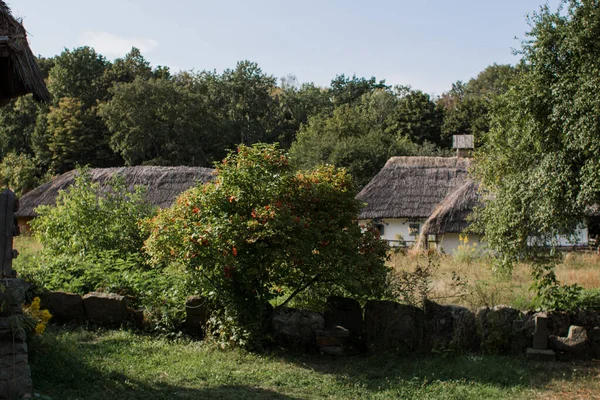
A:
100;77;213;166
290;89;444;188
438;64;517;143
144;144;390;346
0;152;46;196
0;95;40;158
472;1;600;267
47;46;109;106
31;168;156;257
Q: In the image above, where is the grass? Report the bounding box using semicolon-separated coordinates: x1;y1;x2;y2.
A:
388;250;600;310
28;326;600;400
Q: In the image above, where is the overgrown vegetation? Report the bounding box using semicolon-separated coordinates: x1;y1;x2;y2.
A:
15;169;190;332
144;144;389;347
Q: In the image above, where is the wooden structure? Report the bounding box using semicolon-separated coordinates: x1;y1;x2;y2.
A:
0;188;18;277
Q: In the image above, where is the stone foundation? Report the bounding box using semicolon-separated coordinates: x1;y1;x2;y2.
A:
0;279;32;400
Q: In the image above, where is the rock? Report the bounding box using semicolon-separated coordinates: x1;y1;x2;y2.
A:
532;315;549;350
0;364;33;400
450;306;479;352
549;325;589;359
511;316;535;354
315;326;350;348
571;310;600;329
526;348;556;362
271;307;324;348
82;292;128;326
184;296;211;337
538;311;571;337
588;327;600;358
364;300;424;354
323;297;362;347
37;291;85;322
477;305;523;354
127;308;146;328
424;301;477;352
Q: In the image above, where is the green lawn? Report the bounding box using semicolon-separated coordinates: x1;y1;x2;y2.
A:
29;327;600;400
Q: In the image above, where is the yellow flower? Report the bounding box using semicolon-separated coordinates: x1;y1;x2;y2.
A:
30;297;41;311
40;309;53;323
34;323;46;335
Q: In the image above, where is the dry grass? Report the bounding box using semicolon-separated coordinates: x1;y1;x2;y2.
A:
388;249;600;310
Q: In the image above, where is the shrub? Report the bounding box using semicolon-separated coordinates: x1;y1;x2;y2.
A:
31;168;156;257
144;144;390;347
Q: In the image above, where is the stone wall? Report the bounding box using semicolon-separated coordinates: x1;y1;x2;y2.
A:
0;279;33;400
37;290;600;360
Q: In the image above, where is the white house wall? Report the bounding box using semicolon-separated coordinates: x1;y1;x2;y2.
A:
359;218;426;246
437;233;483;254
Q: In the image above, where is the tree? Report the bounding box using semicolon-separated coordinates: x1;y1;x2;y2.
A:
393;86;444;145
438;64;518;143
143;144;389;346
47;47;109;106
0;95;40;158
102;47;153;86
46;97;118;173
329;74;389;107
290;89;441;188
472;1;600;282
0;152;44;196
100;77;214;166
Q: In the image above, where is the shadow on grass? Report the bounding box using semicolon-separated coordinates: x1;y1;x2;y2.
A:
27;326;599;399
28;328;301;400
272;348;598;394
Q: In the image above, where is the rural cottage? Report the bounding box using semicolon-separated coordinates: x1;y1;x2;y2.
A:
16;165;215;232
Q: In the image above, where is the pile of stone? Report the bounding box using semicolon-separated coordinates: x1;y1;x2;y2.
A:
37;291;142;327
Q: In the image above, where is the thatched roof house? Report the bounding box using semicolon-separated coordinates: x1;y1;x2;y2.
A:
356;156;479;252
357;156;471;220
16;166;215;219
0;1;50;105
420;179;480;236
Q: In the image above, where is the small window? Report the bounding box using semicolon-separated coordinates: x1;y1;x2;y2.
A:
374;223;385;236
408;223;420;237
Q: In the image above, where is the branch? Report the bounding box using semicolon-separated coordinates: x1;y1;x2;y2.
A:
276;273;321;310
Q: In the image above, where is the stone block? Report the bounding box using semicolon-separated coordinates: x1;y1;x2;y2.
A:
477;305;523;354
533;316;549;350
323;297;362;346
82;292;128;326
364;300;423;354
571;310;600;329
316;326;350;348
549;325;589;359
271;307;324;349
37;291;85;322
526;348;556;362
184;296;211;337
424;301;477;352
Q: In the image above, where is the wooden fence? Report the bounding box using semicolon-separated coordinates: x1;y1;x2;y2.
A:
0;188;18;278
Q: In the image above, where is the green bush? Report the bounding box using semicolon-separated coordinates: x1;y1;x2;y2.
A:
144;144;390;347
31;168;156;257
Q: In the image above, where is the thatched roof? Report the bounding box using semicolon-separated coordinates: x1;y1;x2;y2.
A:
420;179;480;236
357;157;471;220
0;2;50;105
16;166;215;218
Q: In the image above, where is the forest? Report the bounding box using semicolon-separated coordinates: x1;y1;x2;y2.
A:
0;46;518;193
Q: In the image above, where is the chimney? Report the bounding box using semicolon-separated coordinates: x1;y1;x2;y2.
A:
453;135;474;158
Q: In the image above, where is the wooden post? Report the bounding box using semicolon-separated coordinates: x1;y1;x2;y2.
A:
0;188;19;278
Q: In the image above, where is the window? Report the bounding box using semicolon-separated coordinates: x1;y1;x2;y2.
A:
408;223;420;237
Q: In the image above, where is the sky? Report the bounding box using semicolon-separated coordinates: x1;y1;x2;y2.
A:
11;0;560;96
